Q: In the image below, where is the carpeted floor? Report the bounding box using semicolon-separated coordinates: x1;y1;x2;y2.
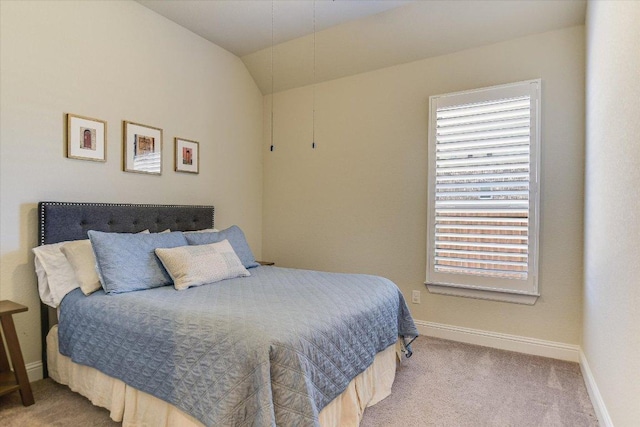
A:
0;377;118;426
361;337;598;426
0;337;598;426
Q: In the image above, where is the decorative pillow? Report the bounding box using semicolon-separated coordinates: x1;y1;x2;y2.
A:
59;229;154;296
33;242;80;308
88;231;188;294
155;239;250;290
60;240;101;296
184;225;259;269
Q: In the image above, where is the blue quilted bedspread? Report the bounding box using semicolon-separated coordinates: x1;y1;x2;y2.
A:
58;266;418;427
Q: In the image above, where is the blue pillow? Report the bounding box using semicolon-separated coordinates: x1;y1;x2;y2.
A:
184;225;259;269
88;230;188;294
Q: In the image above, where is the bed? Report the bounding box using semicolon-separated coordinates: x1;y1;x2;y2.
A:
36;201;418;427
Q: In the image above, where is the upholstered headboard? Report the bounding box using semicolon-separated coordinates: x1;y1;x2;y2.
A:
37;201;215;377
39;201;214;245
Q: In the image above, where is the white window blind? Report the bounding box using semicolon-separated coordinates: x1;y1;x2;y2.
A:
426;80;540;302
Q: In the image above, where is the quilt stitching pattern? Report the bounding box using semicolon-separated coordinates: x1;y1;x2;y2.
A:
58;266;418;427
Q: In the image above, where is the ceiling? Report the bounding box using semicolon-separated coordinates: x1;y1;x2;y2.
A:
137;0;413;57
137;0;587;94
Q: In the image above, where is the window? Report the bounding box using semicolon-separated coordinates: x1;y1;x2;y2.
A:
426;80;541;304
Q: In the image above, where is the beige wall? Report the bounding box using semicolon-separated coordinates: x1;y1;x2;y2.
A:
263;26;585;344
584;1;640;425
0;1;263;369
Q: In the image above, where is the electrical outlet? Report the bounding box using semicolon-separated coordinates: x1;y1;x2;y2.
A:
411;290;421;304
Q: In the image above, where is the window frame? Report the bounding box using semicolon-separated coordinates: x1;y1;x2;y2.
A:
425;79;541;305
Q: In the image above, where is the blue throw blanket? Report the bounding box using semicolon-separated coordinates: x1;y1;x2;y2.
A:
59;266;418;426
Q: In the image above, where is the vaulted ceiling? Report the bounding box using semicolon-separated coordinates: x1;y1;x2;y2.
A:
137;0;587;94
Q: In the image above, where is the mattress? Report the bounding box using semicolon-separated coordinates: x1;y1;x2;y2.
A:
47;326;398;427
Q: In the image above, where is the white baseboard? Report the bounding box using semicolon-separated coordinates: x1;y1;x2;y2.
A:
26;361;43;383
415;320;580;362
579;350;614;427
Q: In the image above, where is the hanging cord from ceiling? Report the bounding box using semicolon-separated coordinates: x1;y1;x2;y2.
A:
312;0;317;150
270;0;275;152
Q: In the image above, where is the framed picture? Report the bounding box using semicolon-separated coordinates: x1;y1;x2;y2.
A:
174;138;199;174
66;114;107;162
123;121;163;175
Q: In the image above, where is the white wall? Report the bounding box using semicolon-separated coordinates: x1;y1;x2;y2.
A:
0;1;263;369
584;1;640;425
263;26;585;345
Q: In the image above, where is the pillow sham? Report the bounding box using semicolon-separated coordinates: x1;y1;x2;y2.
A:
33;242;80;308
60;240;101;296
155;239;250;290
59;229;154;296
88;230;188;294
184;225;259;269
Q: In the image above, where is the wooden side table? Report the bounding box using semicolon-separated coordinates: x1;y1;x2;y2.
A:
0;300;34;406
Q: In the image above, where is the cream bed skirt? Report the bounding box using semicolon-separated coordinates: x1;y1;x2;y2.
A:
47;326;398;427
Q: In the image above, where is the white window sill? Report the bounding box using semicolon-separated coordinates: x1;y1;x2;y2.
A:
426;283;539;305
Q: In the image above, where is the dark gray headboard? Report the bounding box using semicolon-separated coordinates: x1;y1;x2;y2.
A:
39;201;214;245
37;201;215;377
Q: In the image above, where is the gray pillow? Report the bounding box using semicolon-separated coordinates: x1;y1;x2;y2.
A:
183;225;259;269
155;240;250;290
88;230;188;294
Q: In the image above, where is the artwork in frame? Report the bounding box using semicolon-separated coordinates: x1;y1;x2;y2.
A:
66;114;107;162
174;138;199;174
123;121;163;175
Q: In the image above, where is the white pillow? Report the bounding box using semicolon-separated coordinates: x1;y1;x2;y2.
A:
33;242;80;307
155;239;249;291
60;240;101;295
